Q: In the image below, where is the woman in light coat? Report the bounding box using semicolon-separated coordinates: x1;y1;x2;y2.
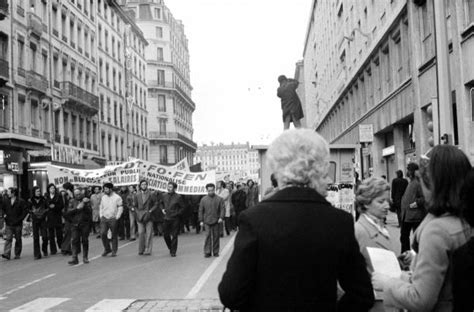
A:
373;145;473;311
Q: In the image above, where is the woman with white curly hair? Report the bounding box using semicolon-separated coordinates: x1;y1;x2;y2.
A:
219;129;374;311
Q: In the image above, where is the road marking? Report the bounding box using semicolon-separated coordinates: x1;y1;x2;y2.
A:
0;274;56;300
185;234;235;299
73;240;136;267
85;299;136;311
10;297;70;311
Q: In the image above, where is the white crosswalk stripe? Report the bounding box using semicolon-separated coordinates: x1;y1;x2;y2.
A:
85;299;136;311
10;298;71;312
9;298;136;312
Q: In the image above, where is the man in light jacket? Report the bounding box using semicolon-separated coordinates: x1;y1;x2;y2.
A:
199;183;225;258
99;182;123;257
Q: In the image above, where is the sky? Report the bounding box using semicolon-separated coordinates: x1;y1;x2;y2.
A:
165;0;312;146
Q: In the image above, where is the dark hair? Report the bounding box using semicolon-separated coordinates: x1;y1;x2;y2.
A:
460;169;474;226
426;145;472;217
47;183;57;193
103;182;114;190
8;187;19;197
206;183;216;190
32;186;41;197
406;162;419;179
93;186;102;192
139;179;147;186
62;182;74;192
218;180;226;189
168;182;177;189
278;75;287;83
247;179;254;187
396;170;403;178
270;173;278;188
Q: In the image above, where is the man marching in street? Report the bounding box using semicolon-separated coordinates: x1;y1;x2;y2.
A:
29;186;49;260
45;184;64;256
118;186;131;241
60;182;74;256
2;188;29;260
161;182;184;257
99;182;123;257
134;180;159;255
65;188;92;265
199;183;225;258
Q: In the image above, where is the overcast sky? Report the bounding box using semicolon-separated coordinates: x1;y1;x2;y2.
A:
165;0;312;146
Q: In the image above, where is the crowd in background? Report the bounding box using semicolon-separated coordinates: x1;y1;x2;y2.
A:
0;177;259;264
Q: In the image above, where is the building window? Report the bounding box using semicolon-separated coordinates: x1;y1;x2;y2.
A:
160;145;168;164
466;0;474;25
155;8;161;19
156;26;163;38
158;95;166;112
31;99;39;129
157;69;165;86
157;47;163;61
18;40;25;70
159;118;167;134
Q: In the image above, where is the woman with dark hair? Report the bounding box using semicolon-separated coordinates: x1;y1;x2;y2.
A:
29;186;49;260
373;145;472;311
452;169;474;312
45;183;63;255
246;179;259;208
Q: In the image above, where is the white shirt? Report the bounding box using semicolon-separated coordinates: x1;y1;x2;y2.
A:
99;192;123;219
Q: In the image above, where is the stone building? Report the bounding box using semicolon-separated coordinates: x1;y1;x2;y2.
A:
302;0;474;180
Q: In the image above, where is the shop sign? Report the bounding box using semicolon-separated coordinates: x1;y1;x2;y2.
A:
359;124;374;143
340;162;354;183
51;144;84;165
8;162;19;172
382;145;395;157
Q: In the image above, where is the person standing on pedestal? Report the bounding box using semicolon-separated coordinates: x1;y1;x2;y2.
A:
277;75;304;130
199;184;225;258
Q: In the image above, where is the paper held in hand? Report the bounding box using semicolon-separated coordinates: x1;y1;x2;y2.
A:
367;247;402;278
367;247;402;300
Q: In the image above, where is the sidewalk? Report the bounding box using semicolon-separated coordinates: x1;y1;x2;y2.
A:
125;299;223;312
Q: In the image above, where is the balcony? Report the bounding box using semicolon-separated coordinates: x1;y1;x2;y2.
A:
148;131;197;150
27;12;43;38
43;131;50;141
61;81;99;116
19;125;26;135
26;71;48;94
0;58;9;84
31;128;39;138
0;0;8;20
17;67;25;77
64;136;70;145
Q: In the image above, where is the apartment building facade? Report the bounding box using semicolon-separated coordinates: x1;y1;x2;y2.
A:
194;143;260;181
121;0;197;166
302;0;474;181
97;0;149;162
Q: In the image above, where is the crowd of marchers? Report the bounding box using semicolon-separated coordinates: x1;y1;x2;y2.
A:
0;177;260;265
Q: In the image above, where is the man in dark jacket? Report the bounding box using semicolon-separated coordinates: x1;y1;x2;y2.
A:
231;183;247;226
65;188;92;265
118;186;131;241
161;182;184;257
188;194;203;234
400;162;426;253
29;186;49;260
199;183;225;257
45;184;64;255
2;188;29;260
277;75;304;130
391;170;408;227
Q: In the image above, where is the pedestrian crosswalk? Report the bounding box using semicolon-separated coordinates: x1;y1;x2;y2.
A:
9;297;136;312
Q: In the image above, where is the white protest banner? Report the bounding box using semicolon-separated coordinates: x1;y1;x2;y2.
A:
171;158;190;172
133;160;215;195
46;161;140;187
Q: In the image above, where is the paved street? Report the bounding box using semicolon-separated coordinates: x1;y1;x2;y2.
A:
0;212;405;311
0;230;235;311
